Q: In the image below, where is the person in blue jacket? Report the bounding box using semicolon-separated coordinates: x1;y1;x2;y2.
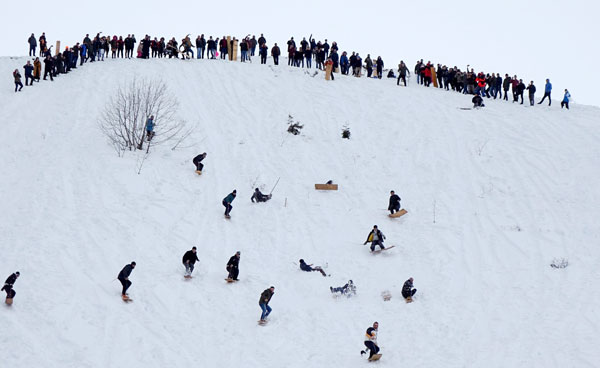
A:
223;190;237;218
538;79;552;106
330;49;339;73
340;51;349;75
561;89;571;109
145;115;155;141
23;60;35;86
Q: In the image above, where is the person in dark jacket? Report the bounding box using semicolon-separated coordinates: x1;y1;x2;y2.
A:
472;94;485;108
259;43;268;64
364;55;373;77
299;259;327;277
502;74;511;101
13;69;23;92
43;55;54;81
226;251;241;280
251;188;271;203
397;61;409;86
192;152;207;172
388;190;401;214
538;78;552;106
271;43;280;65
2;272;20;300
402;277;417;300
23;61;35;86
259;286;275;321
330;279;356;296
223;190;237;218
376;56;384;79
363;225;385;252
28;33;37;56
361;322;380;359
182;247;200;276
526;81;536;106
117;262;136;297
516;79;526;104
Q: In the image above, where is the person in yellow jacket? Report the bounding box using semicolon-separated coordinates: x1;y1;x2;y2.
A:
363;225;385;252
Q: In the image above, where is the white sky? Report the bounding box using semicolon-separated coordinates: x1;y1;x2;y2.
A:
2;0;599;106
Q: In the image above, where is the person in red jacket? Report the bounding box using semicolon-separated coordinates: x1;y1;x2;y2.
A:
423;64;432;87
475;72;487;97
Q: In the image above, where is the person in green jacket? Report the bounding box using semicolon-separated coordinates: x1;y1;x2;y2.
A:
222;190;237;218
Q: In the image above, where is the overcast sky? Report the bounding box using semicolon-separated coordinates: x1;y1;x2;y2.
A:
2;0;598;106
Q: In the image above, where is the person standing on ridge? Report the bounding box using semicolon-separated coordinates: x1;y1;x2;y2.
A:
538;79;552;105
388;191;401;214
259;286;275;322
363;225;385;252
561;89;571;109
361;322;380;359
223;190;237;218
397;61;410;86
526;81;536;106
226;251;241;281
28;33;37;56
182;247;200;277
117;262;136;299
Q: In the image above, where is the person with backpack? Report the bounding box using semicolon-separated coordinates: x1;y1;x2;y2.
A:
259;286;275;322
561;89;571;109
363;225;386;252
182;247;200;277
538;79;552;106
222;190;237;218
226;251;241;281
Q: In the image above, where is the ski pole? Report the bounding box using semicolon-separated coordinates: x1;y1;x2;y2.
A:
269;177;281;195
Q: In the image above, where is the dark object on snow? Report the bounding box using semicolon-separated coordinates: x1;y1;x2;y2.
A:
342;128;351;139
288;123;303;135
472;94;485;108
326;180;333;185
550;259;568;269
331;280;356;296
401;277;417;299
251;188;272;202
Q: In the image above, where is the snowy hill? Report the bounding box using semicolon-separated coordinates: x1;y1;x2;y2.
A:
1;56;600;368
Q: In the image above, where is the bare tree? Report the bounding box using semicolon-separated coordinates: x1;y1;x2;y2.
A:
99;78;191;156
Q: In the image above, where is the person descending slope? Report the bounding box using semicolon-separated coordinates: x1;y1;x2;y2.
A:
226;251;241;281
251;188;272;203
192;152;207;174
182;247;200;278
402;277;417;302
361;322;381;360
2;271;20;304
259;286;275;323
330;279;356;297
299;259;327;277
118;262;136;301
222;190;237;218
363;225;385;252
388;190;401;214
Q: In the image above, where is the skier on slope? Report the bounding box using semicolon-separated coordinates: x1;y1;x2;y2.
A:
251;188;271;203
182;247;200;277
117;262;136;298
361;322;380;359
2;271;20;301
226;251;241;281
299;259;327;277
192;152;207;173
402;277;417;301
259;286;275;322
363;225;386;252
388;190;401;214
222;190;237;218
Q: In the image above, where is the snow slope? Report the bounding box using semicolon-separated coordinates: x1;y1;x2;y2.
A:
1;56;599;368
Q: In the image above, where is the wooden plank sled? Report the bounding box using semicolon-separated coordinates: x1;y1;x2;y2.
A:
389;209;407;218
315;184;338;190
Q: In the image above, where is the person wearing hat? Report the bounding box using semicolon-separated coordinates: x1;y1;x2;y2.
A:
117;262;136;297
2;271;20;300
259;286;275;322
182;247;200;277
299;259;327;277
222;190;237;218
402;277;417;300
388;191;401;214
226;251;241;281
363;225;385;252
251;188;271;203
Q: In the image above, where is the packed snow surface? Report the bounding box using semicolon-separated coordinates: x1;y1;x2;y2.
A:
1;56;599;367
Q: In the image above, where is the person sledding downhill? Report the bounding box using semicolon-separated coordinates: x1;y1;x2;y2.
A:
222;190;237;218
258;286;275;324
402;277;417;303
388;191;401;215
226;251;241;281
118;262;136;302
2;271;20;305
182;247;200;278
363;225;385;252
251;188;271;203
299;259;327;277
192;152;207;174
361;322;381;361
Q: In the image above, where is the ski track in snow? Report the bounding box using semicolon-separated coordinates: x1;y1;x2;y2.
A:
0;56;599;367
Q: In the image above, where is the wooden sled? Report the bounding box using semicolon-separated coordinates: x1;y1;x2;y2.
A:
368;353;382;361
195;170;202;175
184;275;193;280
5;298;13;306
315;184;338;190
225;278;239;283
405;296;413;303
122;295;133;303
258;319;268;325
381;291;391;301
389;209;407;218
372;245;395;254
